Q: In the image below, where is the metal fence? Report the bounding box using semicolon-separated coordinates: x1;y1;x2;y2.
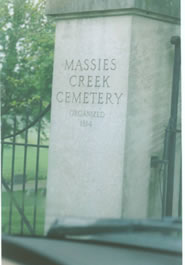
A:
150;36;181;218
161;36;181;217
1;103;51;235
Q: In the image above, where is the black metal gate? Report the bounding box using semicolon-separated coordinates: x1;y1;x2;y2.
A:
150;36;181;218
1;103;51;235
162;36;181;217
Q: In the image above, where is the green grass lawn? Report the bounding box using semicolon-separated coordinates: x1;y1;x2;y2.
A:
2;189;46;235
2;126;49;236
2;145;49;181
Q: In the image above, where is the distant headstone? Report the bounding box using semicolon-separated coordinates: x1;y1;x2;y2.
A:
13;174;26;185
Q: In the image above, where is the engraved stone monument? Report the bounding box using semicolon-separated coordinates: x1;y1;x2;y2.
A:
45;0;180;231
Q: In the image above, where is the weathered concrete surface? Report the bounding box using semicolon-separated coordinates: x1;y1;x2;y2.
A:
46;0;180;21
45;16;132;231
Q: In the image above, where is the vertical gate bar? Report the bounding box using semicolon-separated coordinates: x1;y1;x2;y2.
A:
8;117;16;234
161;126;170;217
1;141;4;179
165;36;181;216
33;102;42;234
178;163;182;217
21;113;29;234
1;141;5;230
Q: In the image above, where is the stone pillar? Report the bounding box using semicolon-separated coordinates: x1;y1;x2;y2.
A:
45;0;180;231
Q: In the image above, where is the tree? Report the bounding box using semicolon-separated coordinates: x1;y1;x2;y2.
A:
0;0;55;137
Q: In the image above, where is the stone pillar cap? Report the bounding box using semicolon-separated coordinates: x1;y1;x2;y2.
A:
46;0;180;23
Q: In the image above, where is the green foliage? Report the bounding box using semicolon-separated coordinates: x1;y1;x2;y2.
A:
0;0;55;137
